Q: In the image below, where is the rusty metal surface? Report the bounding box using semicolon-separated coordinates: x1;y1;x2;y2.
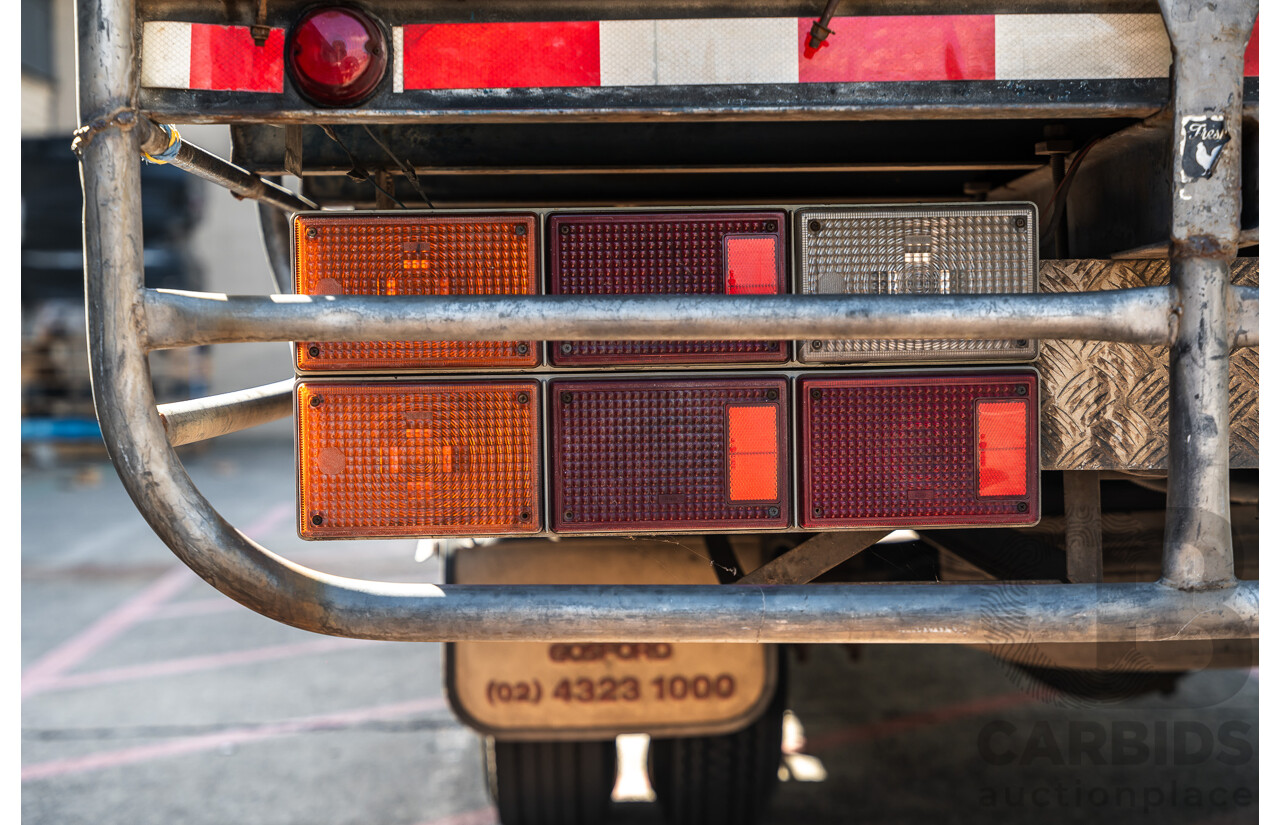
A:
1038;258;1258;471
156;379;293;446
141;286;1203;350
137;119;315;212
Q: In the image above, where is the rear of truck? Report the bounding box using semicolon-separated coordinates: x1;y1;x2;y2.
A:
75;1;1258;822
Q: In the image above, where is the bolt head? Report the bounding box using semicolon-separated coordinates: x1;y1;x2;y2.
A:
307;345;320;357
309;395;323;407
560;342;573;355
306;227;318;239
808;219;822;234
311;514;324;526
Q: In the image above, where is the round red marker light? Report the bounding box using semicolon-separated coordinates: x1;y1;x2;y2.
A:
288;6;387;106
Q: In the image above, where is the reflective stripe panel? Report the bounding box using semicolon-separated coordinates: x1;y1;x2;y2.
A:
140;16;1259;92
400;22;601;90
141;21;283;92
993;14;1171;81
799;15;996;82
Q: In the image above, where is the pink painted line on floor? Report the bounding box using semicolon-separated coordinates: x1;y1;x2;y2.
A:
239;501;294;540
141;597;241;622
21;565;196;699
22;696;447;783
22;501;295;699
802;690;1037;754
414;806;499;825
39;637;382;694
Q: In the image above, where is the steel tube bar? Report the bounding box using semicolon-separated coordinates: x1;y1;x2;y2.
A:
137;118;316;213
157;380;293;447
1157;0;1256;590
139;286;1252;351
257;198;293;293
77;0;1258;646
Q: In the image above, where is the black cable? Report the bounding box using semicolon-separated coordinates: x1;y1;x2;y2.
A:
362;124;436;208
318;124;407;209
1039;135;1102;250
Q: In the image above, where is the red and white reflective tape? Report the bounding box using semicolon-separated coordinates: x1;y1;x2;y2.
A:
141;21;284;92
142;15;1260;94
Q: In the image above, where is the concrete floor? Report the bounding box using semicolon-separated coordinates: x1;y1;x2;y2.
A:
21;438;1258;824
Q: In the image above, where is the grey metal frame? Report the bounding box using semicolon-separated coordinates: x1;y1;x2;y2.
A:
76;0;1259;643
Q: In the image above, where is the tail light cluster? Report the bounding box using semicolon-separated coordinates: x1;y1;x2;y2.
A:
297;381;541;538
796;204;1037;363
548;212;788;365
293;214;538;371
291;207;1041;539
798;373;1038;529
550;378;789;532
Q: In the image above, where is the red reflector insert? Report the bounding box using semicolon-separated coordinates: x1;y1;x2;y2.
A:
727;405;779;501
725;236;778;294
976;400;1029;497
549;212;787;365
799;372;1037;528
551;378;789;532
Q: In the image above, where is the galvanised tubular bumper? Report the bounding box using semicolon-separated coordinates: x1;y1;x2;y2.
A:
76;0;1259;644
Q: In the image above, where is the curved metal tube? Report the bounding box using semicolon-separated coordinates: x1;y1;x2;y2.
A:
257;199;293;293
141;286;1220;350
157;379;293;446
80;118;1259;642
77;0;1258;647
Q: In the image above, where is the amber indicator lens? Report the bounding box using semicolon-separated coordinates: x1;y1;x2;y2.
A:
297;381;541;538
796;204;1038;363
550;378;789;532
548;212;788;365
294;214;539;370
799;372;1038;529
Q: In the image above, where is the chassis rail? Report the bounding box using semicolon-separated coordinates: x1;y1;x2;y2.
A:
76;0;1259;644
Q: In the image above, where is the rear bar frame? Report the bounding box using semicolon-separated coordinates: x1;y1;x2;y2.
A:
77;0;1259;643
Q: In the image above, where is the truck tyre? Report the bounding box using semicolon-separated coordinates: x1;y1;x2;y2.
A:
648;678;786;825
484;738;617;825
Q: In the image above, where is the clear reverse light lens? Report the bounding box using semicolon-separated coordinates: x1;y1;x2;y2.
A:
796;203;1038;363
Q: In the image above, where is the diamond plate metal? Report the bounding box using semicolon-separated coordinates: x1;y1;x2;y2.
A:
1038;258;1258;471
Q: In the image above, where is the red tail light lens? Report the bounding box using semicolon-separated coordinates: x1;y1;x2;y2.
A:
799;372;1038;528
297;381;541;538
550;378;789;532
288;7;388;106
548;212;788;365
